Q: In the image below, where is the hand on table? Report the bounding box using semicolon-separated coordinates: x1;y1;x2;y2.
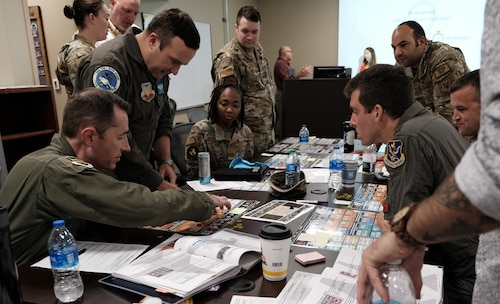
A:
208;194;232;211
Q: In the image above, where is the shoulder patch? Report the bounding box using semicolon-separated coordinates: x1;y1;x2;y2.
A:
186;145;199;161
433;62;452;80
384;140;405;168
92;66;120;92
220;65;235;79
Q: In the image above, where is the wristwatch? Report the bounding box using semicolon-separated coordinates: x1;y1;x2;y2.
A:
159;159;174;166
390;203;424;247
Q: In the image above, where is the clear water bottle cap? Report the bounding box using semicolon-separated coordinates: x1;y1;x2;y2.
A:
387;259;403;265
302;124;306;127
52;219;65;228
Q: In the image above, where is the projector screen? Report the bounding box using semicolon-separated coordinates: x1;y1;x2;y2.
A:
339;0;486;76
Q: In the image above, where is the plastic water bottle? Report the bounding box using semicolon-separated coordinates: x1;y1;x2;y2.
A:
343;121;355;153
48;220;84;303
362;143;377;174
285;149;300;187
372;260;416;304
328;144;344;190
299;124;310;154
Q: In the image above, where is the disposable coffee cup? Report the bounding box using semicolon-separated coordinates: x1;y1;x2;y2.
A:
259;223;292;281
342;158;358;185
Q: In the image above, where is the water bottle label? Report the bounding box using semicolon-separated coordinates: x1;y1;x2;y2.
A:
286;163;299;172
299;135;309;143
49;244;79;268
329;159;343;170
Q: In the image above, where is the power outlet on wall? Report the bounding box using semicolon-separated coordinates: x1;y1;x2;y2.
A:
52;78;60;91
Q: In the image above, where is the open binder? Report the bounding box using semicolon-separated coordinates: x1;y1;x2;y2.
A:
99;229;261;303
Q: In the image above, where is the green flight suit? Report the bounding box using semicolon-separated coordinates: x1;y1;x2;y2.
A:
0;134;213;266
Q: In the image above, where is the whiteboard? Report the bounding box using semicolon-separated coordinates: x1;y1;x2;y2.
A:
169;21;213;110
142;14;213;110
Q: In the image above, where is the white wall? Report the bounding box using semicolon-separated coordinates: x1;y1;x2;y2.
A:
0;0;37;86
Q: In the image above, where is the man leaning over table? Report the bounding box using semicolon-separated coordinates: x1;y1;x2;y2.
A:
344;64;477;303
0;88;231;266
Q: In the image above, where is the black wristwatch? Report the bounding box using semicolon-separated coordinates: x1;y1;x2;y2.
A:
390;203;424;247
159;159;174;166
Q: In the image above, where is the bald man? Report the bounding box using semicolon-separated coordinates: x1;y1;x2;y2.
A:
97;0;141;46
273;45;312;139
391;20;469;124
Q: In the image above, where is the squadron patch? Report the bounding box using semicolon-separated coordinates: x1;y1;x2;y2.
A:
141;82;155;102
384;140;405;168
92;66;120;92
186;146;199;161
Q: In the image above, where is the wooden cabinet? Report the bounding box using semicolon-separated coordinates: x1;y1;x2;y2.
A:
0;85;59;171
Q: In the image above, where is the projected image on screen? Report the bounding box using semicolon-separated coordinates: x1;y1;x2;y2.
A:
338;0;486;76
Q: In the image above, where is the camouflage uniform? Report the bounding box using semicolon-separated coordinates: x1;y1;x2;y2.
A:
185;119;254;179
212;38;275;153
403;41;469;123
55;35;94;95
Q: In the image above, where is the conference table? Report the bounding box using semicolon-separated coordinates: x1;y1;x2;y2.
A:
18;151;384;304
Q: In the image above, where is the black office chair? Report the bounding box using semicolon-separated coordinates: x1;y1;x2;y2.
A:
0;206;25;303
187;107;208;123
168;98;177;117
170;122;195;185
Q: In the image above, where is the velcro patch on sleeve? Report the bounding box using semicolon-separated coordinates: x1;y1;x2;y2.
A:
384;140;405;168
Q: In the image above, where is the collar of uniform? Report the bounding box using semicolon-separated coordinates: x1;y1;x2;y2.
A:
50;133;78;157
124;27;153;77
72;34;95;49
231;37;264;60
213;122;238;141
394;102;427;133
108;20;121;37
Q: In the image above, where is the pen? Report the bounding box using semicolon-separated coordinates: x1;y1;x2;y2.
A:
297;200;329;205
78;248;86;255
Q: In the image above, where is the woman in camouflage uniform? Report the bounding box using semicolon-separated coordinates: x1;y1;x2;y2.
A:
185;83;254;179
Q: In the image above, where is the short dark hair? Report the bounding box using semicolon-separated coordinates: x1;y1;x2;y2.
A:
449;69;480;95
146;8;200;51
344;64;414;119
399;20;426;43
62;88;130;138
237;5;261;25
208;83;244;128
64;0;105;29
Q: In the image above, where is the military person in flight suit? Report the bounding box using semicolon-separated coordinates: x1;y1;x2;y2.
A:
212;5;276;154
345;64;477;304
392;20;470;124
76;9;200;191
0;88;231;266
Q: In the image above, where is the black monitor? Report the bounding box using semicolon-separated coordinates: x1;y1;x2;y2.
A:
313;66;351;79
